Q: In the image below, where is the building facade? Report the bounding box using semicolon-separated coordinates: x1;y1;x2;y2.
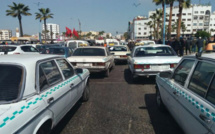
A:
0;29;12;40
128;4;215;40
42;23;60;39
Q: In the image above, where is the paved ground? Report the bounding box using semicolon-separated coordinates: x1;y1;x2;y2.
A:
51;63;184;134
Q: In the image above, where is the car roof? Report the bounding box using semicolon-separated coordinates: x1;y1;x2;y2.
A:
76;46;106;49
134;45;171;48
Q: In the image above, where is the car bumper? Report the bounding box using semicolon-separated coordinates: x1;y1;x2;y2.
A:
74;66;107;72
133;69;173;76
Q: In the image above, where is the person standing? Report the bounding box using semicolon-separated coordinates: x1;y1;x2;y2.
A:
186;37;191;55
197;37;204;53
172;38;180;56
191;38;197;53
179;37;185;56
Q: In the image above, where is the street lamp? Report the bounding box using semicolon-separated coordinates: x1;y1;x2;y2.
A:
163;0;166;45
34;2;42;43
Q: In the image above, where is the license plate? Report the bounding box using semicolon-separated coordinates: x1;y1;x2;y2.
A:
151;65;169;70
115;56;120;58
77;63;91;67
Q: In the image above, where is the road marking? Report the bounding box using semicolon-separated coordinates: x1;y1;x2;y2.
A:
128;118;132;134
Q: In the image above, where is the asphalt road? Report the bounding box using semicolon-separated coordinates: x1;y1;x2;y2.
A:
51;63;184;134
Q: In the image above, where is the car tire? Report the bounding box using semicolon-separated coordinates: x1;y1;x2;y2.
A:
82;83;90;102
104;69;110;77
156;87;166;112
36;121;51;134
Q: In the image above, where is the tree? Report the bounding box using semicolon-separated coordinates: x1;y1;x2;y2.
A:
99;31;105;35
124;32;129;39
35;8;54;43
195;31;210;39
181;22;187;36
167;0;176;39
149;13;157;39
176;0;191;39
146;21;153;39
6;2;31;37
156;9;163;39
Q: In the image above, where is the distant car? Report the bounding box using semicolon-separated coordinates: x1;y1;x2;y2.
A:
0;54;90;134
44;47;73;58
0;45;39;55
67;46;115;77
66;40;89;51
156;53;215;134
35;44;62;53
109;45;130;63
135;40;155;46
128;45;181;80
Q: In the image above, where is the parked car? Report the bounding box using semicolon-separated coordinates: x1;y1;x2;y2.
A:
67;46;115;77
135;40;155;46
0;54;90;134
128;45;181;80
35;44;62;53
0;45;39;55
156;52;215;134
66;40;89;51
109;45;130;63
43;47;73;58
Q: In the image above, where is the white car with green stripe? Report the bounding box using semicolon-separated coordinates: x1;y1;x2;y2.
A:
67;46;115;77
156;53;215;134
127;45;181;80
0;54;90;134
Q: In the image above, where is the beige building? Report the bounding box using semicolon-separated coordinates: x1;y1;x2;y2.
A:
0;29;12;40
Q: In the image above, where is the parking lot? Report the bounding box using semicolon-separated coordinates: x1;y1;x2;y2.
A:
51;63;184;134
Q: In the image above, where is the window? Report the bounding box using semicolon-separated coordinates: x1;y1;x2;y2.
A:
109;46;127;51
172;59;195;86
187;19;191;21
21;46;38;52
183;13;186;16
172;19;175;21
193;16;198;20
194;11;198;14
138;32;141;35
172;14;175;16
56;59;74;79
144;32;147;35
193;23;197;26
199;16;204;20
206;78;215;105
138;28;141;30
73;48;105;56
200;11;204;14
0;65;24;102
182;19;186;21
199;23;203;26
187;30;191;32
187;24;191;26
39;60;62;91
204;22;209;26
134;47;175;57
188;13;192;15
188;62;215;97
144;28;147;30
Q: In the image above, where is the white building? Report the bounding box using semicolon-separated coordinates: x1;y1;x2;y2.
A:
42;23;60;39
128;4;215;40
0;29;12;40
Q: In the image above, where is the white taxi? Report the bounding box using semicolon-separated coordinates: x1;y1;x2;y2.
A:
67;46;115;77
109;45;130;63
156;53;215;134
0;55;90;134
0;45;39;55
128;45;181;80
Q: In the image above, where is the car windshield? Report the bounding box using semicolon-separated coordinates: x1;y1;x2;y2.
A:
48;48;65;55
109;46;127;51
21;46;38;52
73;48;105;56
134;47;175;57
0;46;16;52
0;65;24;103
68;42;77;49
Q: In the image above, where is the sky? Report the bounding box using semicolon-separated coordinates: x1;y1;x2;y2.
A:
0;0;214;36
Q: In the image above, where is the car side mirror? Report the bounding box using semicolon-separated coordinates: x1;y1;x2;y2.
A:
159;71;172;78
75;68;83;74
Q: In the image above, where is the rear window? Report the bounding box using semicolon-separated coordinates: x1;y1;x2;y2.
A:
48;48;65;55
109;46;127;51
73;48;105;56
0;65;24;103
134;47;175;57
21;46;38;52
0;46;16;52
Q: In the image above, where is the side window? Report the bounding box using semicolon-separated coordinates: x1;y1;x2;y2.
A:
206;77;215;104
39;66;49;91
56;59;74;79
188;62;215;97
172;59;195;86
40;60;62;89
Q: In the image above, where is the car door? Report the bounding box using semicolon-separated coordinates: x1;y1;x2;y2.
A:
158;59;196;125
37;59;75;125
56;58;83;100
175;60;215;134
106;48;114;68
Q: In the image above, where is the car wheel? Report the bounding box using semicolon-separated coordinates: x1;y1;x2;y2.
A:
82;83;90;102
36;122;51;134
156;87;166;112
104;69;110;77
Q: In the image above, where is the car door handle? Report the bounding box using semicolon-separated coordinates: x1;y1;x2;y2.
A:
173;91;179;96
70;83;74;88
47;97;54;104
199;114;211;123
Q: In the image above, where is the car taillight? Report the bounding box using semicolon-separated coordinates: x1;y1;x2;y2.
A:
71;62;76;66
13;53;20;54
170;64;177;68
134;64;150;69
120;55;127;58
92;62;105;66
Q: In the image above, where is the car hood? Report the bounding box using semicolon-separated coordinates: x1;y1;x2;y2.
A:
67;56;109;62
132;56;181;64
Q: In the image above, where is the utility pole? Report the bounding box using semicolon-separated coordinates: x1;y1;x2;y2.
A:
78;19;81;39
163;0;166;45
34;2;42;43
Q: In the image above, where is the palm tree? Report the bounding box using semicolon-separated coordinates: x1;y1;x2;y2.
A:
149;13;157;39
35;8;54;43
146;21;153;38
0;32;2;40
167;0;176;40
176;0;191;39
156;9;163;39
6;2;31;37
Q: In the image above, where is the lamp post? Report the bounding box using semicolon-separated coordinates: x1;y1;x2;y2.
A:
163;0;166;45
34;2;42;43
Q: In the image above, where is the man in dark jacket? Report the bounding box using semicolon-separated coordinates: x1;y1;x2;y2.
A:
180;37;185;56
172;38;180;56
197;37;204;53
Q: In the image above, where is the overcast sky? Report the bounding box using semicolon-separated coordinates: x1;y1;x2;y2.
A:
0;0;214;36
